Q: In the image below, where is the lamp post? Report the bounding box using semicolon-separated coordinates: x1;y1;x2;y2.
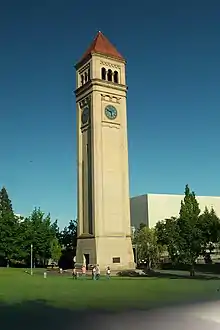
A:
31;244;33;276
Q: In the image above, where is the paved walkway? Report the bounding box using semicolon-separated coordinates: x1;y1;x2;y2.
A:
158;269;220;278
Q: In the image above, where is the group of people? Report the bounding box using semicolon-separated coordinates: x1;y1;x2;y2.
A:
72;264;111;280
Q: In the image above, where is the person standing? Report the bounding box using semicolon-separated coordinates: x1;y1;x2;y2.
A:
82;264;86;279
72;267;77;280
106;266;111;280
92;265;97;280
96;265;100;280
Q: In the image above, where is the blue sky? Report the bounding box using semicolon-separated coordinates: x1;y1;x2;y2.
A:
1;0;220;228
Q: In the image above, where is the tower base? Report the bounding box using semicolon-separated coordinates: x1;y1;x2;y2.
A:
76;235;135;271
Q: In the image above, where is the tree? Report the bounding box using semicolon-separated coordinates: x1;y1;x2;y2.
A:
60;219;77;250
27;208;57;266
59;220;77;269
134;225;164;270
50;238;62;263
198;207;220;261
0;186;71;267
51;219;62;245
13;218;30;263
156;185;220;277
155;217;179;264
0;187;19;266
177;184;202;276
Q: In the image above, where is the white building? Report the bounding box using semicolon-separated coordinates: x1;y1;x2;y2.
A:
130;194;220;229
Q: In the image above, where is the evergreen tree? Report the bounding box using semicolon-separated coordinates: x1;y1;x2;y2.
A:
0;187;18;265
177;184;202;276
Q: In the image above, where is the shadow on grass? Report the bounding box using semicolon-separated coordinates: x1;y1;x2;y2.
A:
0;300;100;329
117;270;220;280
1;298;220;330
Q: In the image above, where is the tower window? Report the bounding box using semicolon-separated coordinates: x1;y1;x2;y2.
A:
113;71;119;83
101;67;106;80
107;69;112;82
81;75;84;86
88;68;90;80
84;72;88;83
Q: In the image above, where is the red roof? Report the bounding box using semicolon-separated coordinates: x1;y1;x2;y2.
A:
79;31;124;62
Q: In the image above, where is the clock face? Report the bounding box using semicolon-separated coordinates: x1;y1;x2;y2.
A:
81;106;89;125
105;105;117;120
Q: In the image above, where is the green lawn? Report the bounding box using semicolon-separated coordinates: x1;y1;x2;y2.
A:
0;268;219;311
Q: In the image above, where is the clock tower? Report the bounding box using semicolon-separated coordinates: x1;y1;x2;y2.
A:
75;32;135;271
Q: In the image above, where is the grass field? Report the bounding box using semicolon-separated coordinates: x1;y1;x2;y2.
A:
0;268;220;329
0;268;219;311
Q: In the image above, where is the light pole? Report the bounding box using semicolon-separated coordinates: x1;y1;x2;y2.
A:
31;244;33;275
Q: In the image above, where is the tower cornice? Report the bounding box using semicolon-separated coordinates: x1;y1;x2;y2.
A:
74;79;127;98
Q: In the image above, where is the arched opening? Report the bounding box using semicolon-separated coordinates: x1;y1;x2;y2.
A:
107;69;112;82
84;72;88;83
101;67;106;80
113;71;119;83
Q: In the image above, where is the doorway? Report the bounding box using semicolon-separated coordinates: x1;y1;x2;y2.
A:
84;254;90;270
